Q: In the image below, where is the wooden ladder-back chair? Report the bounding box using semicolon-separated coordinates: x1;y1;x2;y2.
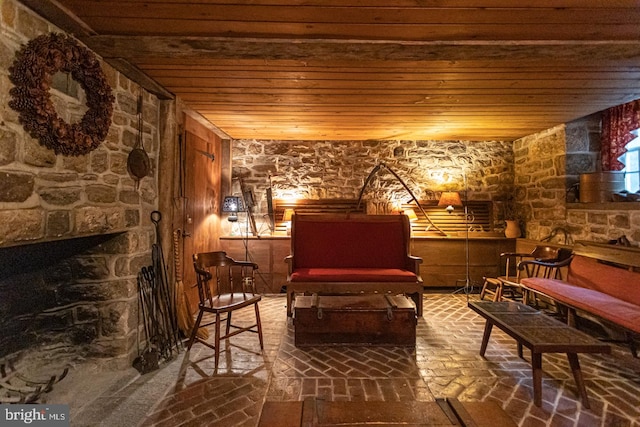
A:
480;245;573;302
188;251;264;371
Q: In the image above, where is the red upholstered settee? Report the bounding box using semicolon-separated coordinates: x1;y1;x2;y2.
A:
285;214;424;317
521;243;640;356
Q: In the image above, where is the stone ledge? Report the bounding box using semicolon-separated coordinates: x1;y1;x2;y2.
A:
567;202;640;211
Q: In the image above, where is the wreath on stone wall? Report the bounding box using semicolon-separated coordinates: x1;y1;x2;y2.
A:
8;33;115;156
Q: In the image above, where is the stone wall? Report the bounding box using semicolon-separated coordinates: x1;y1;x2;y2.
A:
513;124;568;240
232;139;515;234
0;0;160;367
514;115;640;245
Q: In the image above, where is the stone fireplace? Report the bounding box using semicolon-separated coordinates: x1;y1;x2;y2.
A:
0;2;163;373
0;231;151;369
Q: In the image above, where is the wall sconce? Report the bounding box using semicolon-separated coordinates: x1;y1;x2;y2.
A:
222;196;243;222
282;208;294;235
404;208;418;221
438;191;462;214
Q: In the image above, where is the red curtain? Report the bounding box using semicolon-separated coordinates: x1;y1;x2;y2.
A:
600;100;640;171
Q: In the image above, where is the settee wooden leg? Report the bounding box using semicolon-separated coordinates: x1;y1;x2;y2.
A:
287;290;293;317
411;293;423;317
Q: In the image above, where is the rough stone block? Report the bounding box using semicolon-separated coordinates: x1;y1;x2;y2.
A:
587;212;608;225
0;128;17;165
61;280;131;305
609;214;630;228
0;171;34;202
23;137;56;167
87;184;118;203
39;186;82;205
109;152;129;175
70;324;98;344
62;154;90;173
119;190;140;205
566;153;596;175
46;210;71;237
74;207;125;234
0;209;44;245
71;256;111;280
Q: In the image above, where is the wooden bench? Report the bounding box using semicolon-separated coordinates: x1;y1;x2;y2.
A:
285;213;424;317
519;241;640;357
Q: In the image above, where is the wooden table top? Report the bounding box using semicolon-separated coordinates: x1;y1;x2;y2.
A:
468;301;611;354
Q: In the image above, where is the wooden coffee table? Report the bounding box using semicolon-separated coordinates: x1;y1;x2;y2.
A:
468;301;611;408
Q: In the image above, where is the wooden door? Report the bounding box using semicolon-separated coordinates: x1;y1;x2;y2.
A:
180;115;222;307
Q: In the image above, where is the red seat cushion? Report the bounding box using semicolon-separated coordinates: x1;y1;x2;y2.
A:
521;277;640;333
290;268;417;283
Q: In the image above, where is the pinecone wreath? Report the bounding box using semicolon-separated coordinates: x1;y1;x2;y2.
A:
9;33;115;156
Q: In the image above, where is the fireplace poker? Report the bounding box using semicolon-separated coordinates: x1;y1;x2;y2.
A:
151;211;182;356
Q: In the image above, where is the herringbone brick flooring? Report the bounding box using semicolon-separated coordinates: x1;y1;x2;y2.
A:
55;293;640;426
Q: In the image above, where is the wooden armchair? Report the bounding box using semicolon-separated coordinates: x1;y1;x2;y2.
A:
187;251;263;371
480;245;571;302
517;247;574;280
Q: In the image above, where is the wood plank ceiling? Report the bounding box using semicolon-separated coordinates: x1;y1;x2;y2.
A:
19;1;640;141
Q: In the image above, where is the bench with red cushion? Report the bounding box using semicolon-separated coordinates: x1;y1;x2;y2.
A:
285;214;423;316
521;251;640;355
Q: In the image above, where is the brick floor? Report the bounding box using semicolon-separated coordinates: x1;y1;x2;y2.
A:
50;293;640;426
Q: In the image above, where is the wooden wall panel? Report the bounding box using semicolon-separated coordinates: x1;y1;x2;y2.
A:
412;237;516;288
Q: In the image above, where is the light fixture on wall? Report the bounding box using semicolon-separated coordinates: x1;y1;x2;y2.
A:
282;208;295;235
403;208;418;222
222;196;242;222
438;191;462;214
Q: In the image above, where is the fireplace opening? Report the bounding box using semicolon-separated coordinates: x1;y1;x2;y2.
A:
0;231;137;363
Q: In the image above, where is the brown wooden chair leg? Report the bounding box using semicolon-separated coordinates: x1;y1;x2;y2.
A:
214;312;221;371
494;281;503;302
255;303;264;349
480;279;488;300
187;309;204;350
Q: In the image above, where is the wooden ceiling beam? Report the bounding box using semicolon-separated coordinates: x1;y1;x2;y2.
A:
88;36;640;63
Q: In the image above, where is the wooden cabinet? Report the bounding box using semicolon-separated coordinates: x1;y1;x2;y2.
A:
219;236;290;294
411;236;515;288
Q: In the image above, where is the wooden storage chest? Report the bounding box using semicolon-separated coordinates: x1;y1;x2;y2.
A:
293;294;416;347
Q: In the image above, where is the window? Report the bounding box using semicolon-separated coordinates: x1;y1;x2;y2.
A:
619;130;640;193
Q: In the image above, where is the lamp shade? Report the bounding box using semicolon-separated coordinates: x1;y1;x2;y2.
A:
282;208;294;222
438;191;462;214
222;196;242;212
222;196;242;222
